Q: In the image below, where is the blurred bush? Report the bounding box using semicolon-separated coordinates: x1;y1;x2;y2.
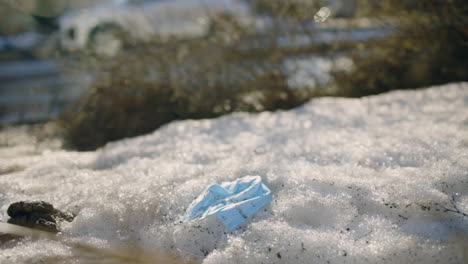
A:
60;0;468;150
253;0;322;19
0;2;36;35
60;17;311;150
333;0;468;96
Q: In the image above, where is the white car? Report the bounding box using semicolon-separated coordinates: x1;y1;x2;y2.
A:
59;0;255;56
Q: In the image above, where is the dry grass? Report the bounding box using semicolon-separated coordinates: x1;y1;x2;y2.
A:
68;244;199;264
332;0;468;96
60;0;468;150
60;14;315;150
0;222;198;264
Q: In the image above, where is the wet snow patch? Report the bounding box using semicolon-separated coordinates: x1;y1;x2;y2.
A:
0;83;467;263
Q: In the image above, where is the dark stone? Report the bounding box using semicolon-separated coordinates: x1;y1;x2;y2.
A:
5;201;75;234
7;201;55;218
7;213;58;233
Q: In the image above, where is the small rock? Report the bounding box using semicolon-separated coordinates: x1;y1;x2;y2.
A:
7;201;54;218
5;201;75;234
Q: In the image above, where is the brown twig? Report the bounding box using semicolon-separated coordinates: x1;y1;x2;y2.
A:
435;193;468;219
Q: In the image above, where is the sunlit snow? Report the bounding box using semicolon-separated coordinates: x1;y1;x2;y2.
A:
1;83;467;263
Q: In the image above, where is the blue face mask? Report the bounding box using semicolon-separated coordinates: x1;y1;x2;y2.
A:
182;175;272;231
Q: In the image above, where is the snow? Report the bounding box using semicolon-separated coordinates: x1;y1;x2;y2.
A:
284;55;353;89
1;82;468;263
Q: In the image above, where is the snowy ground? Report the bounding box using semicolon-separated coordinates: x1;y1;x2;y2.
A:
0;83;467;263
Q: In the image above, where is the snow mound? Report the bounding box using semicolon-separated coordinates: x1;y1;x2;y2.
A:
1;83;467;263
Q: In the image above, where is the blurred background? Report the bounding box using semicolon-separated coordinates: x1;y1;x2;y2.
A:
0;0;466;150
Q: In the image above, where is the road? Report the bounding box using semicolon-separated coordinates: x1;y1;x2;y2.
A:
0;58;92;125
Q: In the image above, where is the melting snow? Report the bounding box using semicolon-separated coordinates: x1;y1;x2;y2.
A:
0;83;467;263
